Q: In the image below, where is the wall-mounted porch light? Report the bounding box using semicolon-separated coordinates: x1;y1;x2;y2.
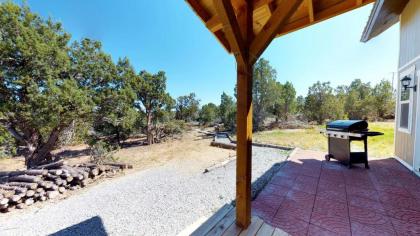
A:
401;76;417;92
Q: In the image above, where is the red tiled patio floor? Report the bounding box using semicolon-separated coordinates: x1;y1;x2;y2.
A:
252;149;420;236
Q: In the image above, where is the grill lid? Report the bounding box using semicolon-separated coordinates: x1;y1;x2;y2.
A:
326;120;368;132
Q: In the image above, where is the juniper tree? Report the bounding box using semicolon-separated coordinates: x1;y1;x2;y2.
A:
133;71;172;145
199;103;219;125
92;58;139;147
175;93;200;122
0;2;94;167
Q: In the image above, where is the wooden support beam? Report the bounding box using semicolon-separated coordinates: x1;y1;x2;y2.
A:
235;0;253;229
186;0;232;53
277;0;375;37
213;0;247;65
307;0;315;22
236;61;253;229
206;0;274;33
249;0;304;64
206;15;224;32
186;0;211;21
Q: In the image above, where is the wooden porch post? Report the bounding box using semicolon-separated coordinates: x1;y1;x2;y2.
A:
235;0;254;228
236;60;253;228
212;0;303;229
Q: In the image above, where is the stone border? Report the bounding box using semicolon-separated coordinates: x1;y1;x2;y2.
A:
211;132;294;151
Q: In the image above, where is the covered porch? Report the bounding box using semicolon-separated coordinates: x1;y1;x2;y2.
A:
193;149;420;235
185;0;419;234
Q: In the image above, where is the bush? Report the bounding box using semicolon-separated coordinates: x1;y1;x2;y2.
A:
162;120;186;137
0;128;16;158
89;140;119;164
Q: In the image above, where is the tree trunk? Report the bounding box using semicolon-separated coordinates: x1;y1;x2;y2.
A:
146;112;154;145
25;127;62;168
116;127;122;148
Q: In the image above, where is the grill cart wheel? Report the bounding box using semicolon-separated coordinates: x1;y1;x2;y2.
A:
325;154;331;161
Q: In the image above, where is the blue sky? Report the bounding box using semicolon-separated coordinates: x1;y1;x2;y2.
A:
11;1;399;105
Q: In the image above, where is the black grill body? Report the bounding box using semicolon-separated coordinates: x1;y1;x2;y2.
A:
323;120;383;169
326;120;368;132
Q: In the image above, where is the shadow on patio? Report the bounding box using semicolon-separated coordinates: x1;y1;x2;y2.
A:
192;149;420;236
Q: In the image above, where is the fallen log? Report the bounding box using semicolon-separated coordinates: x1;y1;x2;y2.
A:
7;182;38;190
73;167;89;180
39;181;53;189
1;161;131;214
98;165;106;173
48;169;63;175
8;175;41;183
0;171;13;177
0;198;8;205
62;166;84;180
80;163;98;169
46;173;59;180
26;190;35;197
104;162;133;169
48;184;58;191
10;194;21;203
0;184;27;194
63;175;73;183
59;180;67;186
0;203;9;210
2;169;48;178
54;178;63;186
34;160;67;170
24;198;34;206
69;186;79;191
89;168;99;177
1;190;14;198
0;176;8;183
36;188;45;194
58;187;66;194
46;191;59;199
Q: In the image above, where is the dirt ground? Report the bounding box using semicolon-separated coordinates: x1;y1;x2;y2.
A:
0;129;236;172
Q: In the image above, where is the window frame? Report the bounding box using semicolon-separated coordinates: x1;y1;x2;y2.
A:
398;65;416;134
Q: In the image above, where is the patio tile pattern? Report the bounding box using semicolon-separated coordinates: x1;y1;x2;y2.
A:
252;149;420;236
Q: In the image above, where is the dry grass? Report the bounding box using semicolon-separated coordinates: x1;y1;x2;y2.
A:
254;122;395;158
0;130;235;172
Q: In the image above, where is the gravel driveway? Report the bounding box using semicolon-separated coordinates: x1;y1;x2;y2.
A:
0;146;288;236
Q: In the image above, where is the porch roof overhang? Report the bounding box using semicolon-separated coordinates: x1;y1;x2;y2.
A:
187;0;375;60
361;0;409;42
185;0;377;229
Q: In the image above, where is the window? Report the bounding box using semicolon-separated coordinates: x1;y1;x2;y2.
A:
398;66;416;133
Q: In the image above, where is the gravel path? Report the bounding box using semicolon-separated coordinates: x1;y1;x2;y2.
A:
0;146;288;236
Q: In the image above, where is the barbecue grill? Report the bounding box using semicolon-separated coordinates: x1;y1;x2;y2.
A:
321;120;383;168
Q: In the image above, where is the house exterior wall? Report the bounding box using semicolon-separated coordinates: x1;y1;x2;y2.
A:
395;0;420;168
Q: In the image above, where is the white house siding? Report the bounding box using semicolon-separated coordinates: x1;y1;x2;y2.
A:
396;0;420;168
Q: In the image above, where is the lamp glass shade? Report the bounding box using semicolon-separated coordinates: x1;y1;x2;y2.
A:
401;76;411;87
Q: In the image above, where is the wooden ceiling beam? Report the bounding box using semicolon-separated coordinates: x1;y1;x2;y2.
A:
249;0;305;64
254;0;274;9
213;0;248;65
205;0;274;33
307;0;315;22
206;15;223;32
186;0;211;21
235;0;251;41
277;0;375;37
214;30;232;52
